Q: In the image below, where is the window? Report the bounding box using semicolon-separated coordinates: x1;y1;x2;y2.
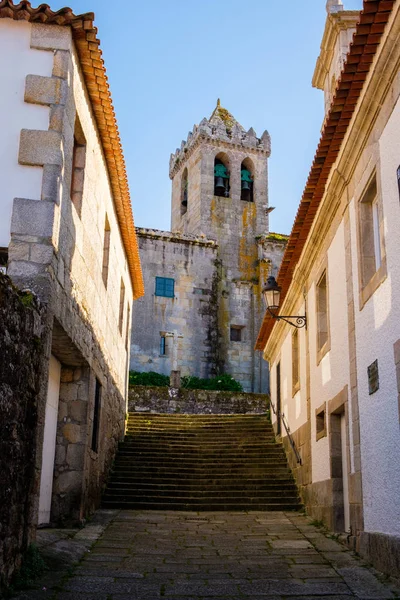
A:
91;378;101;453
357;175;386;307
119;278;125;334
102;216;111;288
155;277;174;298
397;165;400;199
214;155;230;197
230;326;243;342
241;158;254;202
160;335;166;356
316;403;327;441
181;168;188;216
70;115;86;216
359;177;383;288
316;270;329;357
292;329;300;395
0;247;8;274
125;303;131;350
276;361;281;436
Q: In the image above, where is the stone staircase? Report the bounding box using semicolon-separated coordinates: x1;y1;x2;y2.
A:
102;413;302;511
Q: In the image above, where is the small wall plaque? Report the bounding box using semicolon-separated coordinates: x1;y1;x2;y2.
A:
368;359;379;395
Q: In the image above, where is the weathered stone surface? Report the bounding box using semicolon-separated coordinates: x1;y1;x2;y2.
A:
19;129;62;166
11;198;55;238
359;530;400;580
15;510;399;599
31;23;72;51
128;385;268;414
0;274;47;593
24;74;64;106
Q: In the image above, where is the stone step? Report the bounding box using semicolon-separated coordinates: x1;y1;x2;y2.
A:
116;450;286;458
103;413;301;511
101;500;301;511
109;471;294;481
106;479;298;490
103;493;301;505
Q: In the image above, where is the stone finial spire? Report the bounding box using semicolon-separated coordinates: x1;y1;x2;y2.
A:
326;0;343;13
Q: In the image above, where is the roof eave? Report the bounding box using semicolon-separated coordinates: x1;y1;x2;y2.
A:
0;0;144;299
256;0;394;353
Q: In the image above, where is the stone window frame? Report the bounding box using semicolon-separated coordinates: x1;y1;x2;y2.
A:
118;278;125;335
70;114;87;217
214;152;230;199
397;165;400;200
125;303;131;351
91;377;102;454
356;169;387;310
0;247;8;274
240;156;255;203
102;215;111;289
159;333;167;357
230;325;244;342
393;340;400;424
181;167;188;216
315;402;327;441
292;328;300;396
315;263;331;365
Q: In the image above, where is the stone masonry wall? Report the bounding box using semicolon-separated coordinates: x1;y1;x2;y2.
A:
0;274;47;591
129;386;269;415
131;230;219;379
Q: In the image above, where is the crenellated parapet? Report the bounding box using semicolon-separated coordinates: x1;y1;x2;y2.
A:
169;100;271;179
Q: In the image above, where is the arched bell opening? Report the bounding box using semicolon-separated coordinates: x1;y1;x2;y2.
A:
181;168;188;215
214;154;230;198
241;158;254;202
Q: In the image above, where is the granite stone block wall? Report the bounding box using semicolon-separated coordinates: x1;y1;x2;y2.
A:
131;230;219;380
0;274;47;591
129;385;269;415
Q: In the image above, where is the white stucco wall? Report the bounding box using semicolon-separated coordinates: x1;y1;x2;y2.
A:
351;94;400;536
0;21;53;247
308;222;350;483
269;302;308;435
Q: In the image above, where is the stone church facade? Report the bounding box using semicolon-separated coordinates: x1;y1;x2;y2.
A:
131;102;287;392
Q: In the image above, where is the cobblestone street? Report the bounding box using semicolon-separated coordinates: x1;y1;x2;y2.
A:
36;510;399;600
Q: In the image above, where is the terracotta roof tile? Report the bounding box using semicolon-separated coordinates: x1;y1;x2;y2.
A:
0;0;144;299
256;0;394;351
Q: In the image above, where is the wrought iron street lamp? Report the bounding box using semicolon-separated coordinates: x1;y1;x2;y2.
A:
262;276;307;329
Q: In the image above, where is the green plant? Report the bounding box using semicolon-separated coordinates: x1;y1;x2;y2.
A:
129;371;169;387
181;373;242;392
129;370;243;392
20;292;34;307
309;519;325;529
9;545;48;592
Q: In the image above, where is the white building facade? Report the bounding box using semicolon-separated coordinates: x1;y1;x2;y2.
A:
0;3;143;525
257;0;400;578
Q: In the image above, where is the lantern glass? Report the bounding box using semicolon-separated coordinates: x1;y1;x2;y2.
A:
262;277;281;310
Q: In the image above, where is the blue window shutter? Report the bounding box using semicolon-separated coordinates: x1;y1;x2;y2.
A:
155;277;174;298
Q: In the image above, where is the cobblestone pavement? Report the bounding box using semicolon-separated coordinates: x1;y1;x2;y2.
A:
45;510;399;600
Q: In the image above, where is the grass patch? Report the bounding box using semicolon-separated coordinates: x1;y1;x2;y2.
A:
5;544;48;595
129;371;243;391
309;519;325;529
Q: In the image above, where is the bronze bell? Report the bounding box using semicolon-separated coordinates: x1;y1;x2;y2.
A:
215;176;225;192
241;179;251;191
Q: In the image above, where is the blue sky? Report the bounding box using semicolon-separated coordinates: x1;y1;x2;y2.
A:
51;0;362;235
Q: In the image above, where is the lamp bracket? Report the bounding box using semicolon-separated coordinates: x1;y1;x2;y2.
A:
267;308;307;329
